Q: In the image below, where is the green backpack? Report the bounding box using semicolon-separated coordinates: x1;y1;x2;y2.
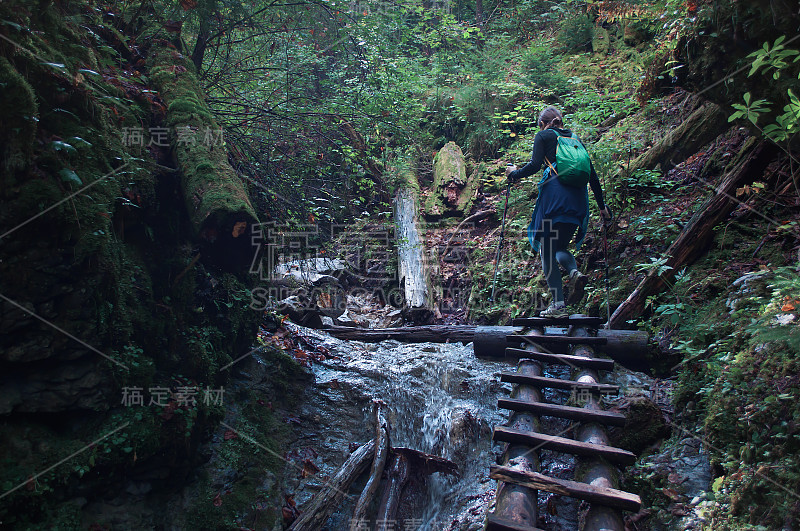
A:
544;131;591;187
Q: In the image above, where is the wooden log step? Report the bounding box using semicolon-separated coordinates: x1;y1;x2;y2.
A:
489;464;642;513
512;316;604;327
504;348;615;371
499;372;619;394
485;513;546;531
506;335;607;347
498;398;626;427
493;426;636;466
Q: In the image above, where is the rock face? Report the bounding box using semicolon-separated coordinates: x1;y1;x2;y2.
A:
424;142;478;219
0;4;263;527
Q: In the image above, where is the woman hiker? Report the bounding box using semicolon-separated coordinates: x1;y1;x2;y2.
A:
505;106;612;318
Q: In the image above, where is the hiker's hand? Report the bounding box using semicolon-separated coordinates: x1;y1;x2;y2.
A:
505;164;518;182
600;206;613;223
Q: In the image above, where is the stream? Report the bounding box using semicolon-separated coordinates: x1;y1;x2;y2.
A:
280;324;588;530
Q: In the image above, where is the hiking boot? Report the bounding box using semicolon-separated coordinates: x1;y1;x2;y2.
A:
539;301;568;318
566;270;588;306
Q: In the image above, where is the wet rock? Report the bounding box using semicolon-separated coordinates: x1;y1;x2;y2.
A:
725;270;770;313
0;357;109;414
333;309;362;327
609;396;670;453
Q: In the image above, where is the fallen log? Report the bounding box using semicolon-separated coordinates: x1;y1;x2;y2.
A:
324;324;477;343
623;101;728;174
391;446;459;476
288;439;376;530
322;325;649;363
352;400;390;524
609;138;780;328
149;48;258;271
375;453;410;527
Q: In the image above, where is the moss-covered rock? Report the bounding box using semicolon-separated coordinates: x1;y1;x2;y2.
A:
424;141;478;219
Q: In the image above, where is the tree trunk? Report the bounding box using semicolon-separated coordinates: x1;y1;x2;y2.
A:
375;453;410;526
570;323;628;531
191;21;210;73
395;166;434;322
609;138;780;328
488;337;543;529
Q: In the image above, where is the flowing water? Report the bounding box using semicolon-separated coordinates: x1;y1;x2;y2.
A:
281;324;583;530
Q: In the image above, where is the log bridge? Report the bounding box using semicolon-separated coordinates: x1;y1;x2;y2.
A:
485;315;642;531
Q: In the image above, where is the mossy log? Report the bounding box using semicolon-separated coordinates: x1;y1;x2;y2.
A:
424;142;478;218
623;102;728;174
609;138;780;329
148;48;258;270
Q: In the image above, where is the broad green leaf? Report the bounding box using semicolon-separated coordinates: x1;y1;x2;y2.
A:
59;168;82;186
50;140;76;153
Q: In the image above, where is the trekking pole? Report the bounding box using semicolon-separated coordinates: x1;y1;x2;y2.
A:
602;209;613;328
489;177;512;302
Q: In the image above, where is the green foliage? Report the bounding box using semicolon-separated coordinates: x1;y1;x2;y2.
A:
556;13;593;53
728;36;800;155
746;36;800;80
518;44;570;94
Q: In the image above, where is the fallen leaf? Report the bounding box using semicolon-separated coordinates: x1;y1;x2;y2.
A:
662;487;680;501
301;459;319;478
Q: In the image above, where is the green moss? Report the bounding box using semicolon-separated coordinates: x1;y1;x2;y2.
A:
147;48;257;236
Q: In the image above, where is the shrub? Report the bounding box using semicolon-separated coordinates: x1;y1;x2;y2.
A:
556;13;594;53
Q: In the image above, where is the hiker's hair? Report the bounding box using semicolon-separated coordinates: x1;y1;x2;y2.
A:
538;106;563;130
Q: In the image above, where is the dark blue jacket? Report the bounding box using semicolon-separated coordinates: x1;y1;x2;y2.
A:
508;127;605;251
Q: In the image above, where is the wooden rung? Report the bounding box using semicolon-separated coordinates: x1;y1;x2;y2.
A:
504;348;615;371
498;398;626;427
485;513;546;531
492;426;636;466
506;335;607;346
512;316;604;327
499;372;619;394
490;464;642;513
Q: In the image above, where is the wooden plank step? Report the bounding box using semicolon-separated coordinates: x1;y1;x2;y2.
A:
498;398;627;427
490;464;642;513
504;348;615;371
493;426;636;466
512;316;604;327
485;513;545;531
506;335;607;346
499;372;619;394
